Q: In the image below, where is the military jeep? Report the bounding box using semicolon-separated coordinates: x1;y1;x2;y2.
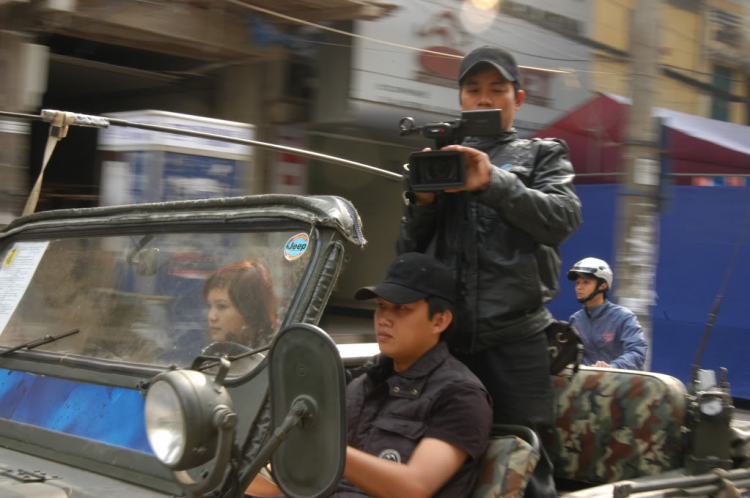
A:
0;195;370;497
1;104;749;497
1;194;748;498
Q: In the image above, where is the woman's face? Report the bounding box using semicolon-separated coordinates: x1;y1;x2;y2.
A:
206;287;245;342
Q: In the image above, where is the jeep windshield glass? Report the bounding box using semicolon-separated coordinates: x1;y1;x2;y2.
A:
0;230;313;373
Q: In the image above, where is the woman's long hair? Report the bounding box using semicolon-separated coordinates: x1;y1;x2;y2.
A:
202;261;278;348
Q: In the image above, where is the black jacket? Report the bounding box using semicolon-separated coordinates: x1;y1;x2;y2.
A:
397;130;582;352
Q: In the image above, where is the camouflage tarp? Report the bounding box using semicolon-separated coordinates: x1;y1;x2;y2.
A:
549;368;686;483
472;435;539;498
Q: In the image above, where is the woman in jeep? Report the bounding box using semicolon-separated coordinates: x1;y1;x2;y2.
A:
203;261;278;350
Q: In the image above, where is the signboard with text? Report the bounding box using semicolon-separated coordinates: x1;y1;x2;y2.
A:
352;0;594;133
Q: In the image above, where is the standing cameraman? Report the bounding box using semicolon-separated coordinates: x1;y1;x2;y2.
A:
397;45;582;498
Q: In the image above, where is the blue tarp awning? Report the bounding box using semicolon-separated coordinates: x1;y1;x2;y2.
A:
547;185;750;399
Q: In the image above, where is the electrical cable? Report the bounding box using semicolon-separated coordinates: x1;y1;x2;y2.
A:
662;63;748;83
224;0;570;74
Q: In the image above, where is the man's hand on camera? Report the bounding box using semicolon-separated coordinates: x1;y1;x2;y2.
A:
441;145;492;192
414;192;436;204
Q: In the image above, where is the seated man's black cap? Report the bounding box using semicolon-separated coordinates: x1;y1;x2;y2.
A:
355;253;455;304
459;45;519;84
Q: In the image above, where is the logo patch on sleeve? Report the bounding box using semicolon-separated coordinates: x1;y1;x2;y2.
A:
378;449;401;463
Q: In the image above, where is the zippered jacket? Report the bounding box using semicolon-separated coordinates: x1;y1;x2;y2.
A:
569;300;647;370
397;130;582;352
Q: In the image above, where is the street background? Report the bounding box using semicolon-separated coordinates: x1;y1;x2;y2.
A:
1;0;749;399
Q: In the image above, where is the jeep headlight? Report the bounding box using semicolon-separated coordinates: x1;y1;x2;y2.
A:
144;367;235;471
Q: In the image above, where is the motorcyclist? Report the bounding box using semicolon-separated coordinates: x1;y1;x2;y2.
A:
567;257;647;370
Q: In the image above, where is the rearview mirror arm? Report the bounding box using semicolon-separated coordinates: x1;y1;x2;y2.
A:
234;396;317;496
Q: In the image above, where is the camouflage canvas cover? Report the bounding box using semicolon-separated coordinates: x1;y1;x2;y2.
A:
549;368;687;483
472;435;540;498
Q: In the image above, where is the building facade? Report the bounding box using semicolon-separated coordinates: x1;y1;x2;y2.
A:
591;0;750;124
0;0;396;223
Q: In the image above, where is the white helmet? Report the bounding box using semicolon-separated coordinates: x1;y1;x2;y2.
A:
567;257;613;288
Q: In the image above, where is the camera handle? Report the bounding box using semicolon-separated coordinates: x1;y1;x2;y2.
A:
398;117;420;137
398;116;468;191
398;117;464;149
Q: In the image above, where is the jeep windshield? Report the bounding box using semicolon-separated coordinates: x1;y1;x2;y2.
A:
0;229;313;374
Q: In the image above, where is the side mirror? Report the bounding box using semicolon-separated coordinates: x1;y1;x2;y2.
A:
135;247;159;276
126;234;158;276
269;324;346;498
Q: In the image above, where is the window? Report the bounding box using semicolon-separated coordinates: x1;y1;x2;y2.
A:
666;0;703;13
712;8;743;48
711;65;732;121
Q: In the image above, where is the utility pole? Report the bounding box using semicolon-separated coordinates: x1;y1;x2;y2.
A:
0;3;47;225
0;31;31;226
614;0;661;371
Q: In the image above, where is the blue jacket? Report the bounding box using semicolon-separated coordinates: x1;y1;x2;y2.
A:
569;300;647;370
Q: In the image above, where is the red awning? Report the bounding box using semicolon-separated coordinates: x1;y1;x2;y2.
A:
532;93;750;184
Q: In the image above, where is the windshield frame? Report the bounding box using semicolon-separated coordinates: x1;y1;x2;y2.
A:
0;217;325;388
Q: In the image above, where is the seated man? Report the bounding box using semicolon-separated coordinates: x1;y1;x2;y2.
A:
567;257;647;370
248;252;493;497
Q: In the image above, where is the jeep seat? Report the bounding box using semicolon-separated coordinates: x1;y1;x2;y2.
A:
549;367;687;484
472;424;541;498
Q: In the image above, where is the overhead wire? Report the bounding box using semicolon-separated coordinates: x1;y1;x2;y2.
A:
662;63;748;83
233;0;721;85
282;34;632;80
227;0;741;107
224;0;570;74
277;30;628;73
230;0;740;89
473;23;605;63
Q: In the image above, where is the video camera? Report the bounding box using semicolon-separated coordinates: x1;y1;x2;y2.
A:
398;109;502;191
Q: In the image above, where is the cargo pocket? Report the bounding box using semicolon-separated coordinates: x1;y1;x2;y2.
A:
367;417;427;464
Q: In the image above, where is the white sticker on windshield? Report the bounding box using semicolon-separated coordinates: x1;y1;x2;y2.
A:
284;233;309;261
0;241;50;335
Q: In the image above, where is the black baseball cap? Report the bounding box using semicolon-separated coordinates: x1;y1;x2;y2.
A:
459;45;519;84
355;253;455;304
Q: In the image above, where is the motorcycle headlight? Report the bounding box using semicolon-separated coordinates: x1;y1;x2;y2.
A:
144;380;186;466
